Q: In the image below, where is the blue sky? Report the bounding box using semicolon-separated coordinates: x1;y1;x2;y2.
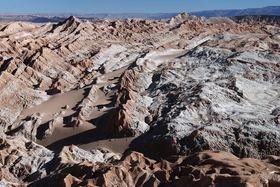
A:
0;0;279;14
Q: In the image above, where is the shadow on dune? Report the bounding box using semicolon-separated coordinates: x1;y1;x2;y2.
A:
46;109;117;152
36;121;51;140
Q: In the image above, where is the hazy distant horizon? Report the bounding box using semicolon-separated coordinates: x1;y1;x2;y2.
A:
0;0;279;14
0;6;279;16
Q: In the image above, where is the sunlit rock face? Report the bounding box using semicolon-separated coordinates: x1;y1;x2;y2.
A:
0;15;280;186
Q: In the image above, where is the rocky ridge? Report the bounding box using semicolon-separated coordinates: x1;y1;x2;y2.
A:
0;15;279;186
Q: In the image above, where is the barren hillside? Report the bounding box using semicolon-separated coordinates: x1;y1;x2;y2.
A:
0;14;280;186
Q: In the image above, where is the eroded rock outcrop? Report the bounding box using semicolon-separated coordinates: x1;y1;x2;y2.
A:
0;14;279;186
30;151;280;187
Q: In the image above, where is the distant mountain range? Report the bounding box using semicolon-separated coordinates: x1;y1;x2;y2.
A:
191;6;280;18
0;6;279;23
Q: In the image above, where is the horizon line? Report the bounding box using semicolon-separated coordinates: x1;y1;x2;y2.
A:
0;5;279;16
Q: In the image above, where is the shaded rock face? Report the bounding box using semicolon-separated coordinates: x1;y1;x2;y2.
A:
30;151;280;187
0;15;280;186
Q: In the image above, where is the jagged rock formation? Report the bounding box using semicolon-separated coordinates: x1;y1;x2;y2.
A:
29;151;280;187
0;15;280;186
